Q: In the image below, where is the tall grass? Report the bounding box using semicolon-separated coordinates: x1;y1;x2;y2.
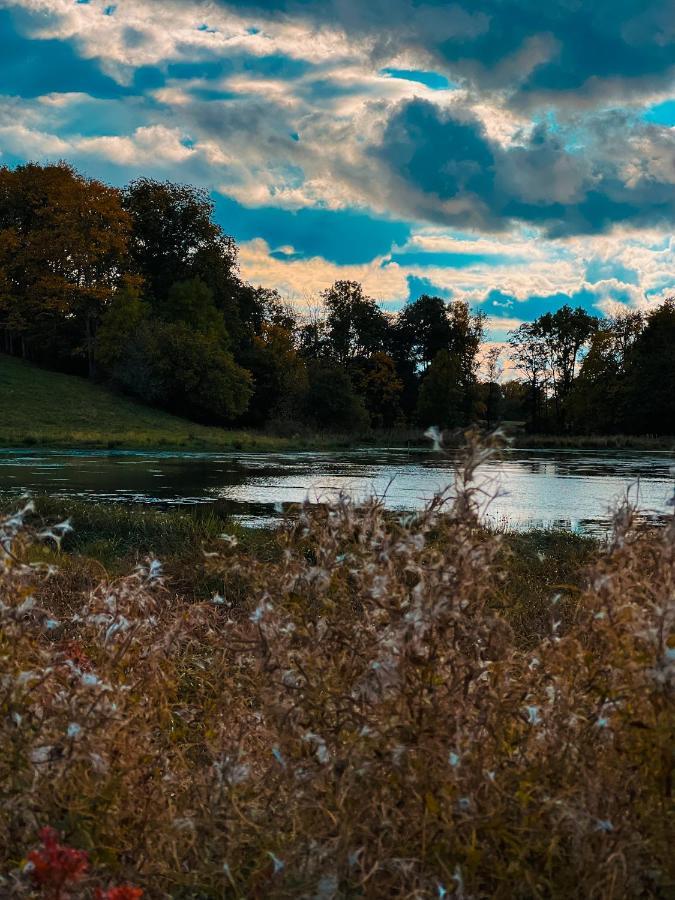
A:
0;436;673;898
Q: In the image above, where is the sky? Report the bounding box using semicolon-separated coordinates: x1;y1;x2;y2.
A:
1;0;674;341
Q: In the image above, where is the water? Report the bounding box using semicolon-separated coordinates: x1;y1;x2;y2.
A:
0;447;673;535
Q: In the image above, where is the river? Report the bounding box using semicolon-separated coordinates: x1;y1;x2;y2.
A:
0;446;673;535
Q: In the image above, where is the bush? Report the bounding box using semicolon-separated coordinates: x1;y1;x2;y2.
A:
0;440;673;897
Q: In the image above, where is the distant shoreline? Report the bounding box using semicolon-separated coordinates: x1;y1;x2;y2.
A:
0;430;673;453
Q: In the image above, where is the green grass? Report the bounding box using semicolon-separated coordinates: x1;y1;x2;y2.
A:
0;354;296;451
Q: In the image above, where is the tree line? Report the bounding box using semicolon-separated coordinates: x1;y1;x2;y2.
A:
0;162;673;435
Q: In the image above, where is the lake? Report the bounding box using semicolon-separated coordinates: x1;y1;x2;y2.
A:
0;446;673;535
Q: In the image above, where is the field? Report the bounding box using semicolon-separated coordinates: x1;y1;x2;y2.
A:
0;355;288;452
1;437;672;898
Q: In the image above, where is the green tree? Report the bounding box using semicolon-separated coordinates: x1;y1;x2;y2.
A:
568;312;643;433
395;294;453;372
243;323;308;426
303;360;369;431
97;281;252;424
163;278;228;341
623;299;675;434
531;305;599;428
416;350;464;429
322;281;389;364
123;179;236;302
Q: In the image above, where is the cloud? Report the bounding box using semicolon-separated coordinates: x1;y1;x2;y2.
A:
202;0;675;109
0;0;674;322
372;99;675;235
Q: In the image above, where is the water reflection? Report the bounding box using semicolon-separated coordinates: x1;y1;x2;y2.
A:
0;447;672;536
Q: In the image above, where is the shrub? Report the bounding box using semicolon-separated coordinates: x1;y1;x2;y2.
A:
0;439;673;897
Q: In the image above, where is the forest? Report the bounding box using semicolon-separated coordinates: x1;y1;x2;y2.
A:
1;162;673;436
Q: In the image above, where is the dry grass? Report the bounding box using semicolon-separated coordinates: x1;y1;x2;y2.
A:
0;435;673;898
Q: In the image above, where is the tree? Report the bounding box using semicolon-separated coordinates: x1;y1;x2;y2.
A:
500;379;529;422
568;311;643;433
163;278;229;342
321;280;389;364
395;294;453;372
351;352;403;428
303;360;369;431
0;162;132;375
243;323;308;426
123;179;236;302
623;299;675;435
508;323;550;431
416;350;464;429
448;301;486;421
482;346;503;428
531;305;599;428
97;278;252;424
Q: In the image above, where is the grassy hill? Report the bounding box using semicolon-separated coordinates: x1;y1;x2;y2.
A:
0;354;288;451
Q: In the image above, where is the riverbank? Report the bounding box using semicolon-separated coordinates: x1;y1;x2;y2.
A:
513;432;675;450
6;495;597;630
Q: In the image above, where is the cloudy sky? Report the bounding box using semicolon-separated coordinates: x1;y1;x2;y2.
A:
1;0;674;339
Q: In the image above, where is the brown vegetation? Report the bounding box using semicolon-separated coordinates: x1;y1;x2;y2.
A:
1;438;673;898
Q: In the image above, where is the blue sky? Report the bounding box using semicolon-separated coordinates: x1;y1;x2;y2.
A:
0;0;674;341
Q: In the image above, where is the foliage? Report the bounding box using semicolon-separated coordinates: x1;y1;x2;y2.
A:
0;163;133;376
567;301;675;436
417;349;464;428
395;294;453;372
122;179;237;314
0;439;673;898
242;324;308;427
350;352;403;428
623;299;675;435
321;280;389;364
303;359;370;431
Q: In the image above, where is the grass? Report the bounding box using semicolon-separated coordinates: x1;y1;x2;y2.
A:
513;432;675;450
0;495;598;648
0;354;292;452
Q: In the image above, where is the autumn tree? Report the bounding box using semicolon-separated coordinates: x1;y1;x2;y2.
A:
351;352;403;428
0;162;132;375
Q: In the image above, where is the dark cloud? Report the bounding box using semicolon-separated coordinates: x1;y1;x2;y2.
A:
372;98;675;235
211;0;675;108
